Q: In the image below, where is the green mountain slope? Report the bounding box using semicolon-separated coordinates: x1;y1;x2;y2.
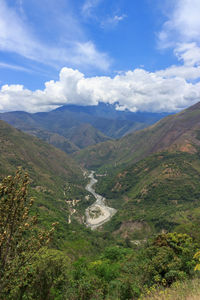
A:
0;111;79;154
95;151;200;239
73;102;200;170
65;123;109;149
0;120;82;183
0;120;93;241
23;128;79;154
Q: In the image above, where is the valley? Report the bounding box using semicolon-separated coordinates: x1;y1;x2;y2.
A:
1;102;200;299
2;1;200;298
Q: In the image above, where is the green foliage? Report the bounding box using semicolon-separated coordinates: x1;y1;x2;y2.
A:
0;169;57;298
10;248;71;300
148;233;196;285
101;246;130;261
194;250;200;271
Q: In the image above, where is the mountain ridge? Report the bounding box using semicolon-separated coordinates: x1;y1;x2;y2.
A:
0;103;170;153
73;101;200;170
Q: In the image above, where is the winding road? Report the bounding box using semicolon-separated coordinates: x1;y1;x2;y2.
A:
85;171;117;230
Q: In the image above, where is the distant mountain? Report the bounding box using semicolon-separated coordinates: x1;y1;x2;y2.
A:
0;103;170;153
74;102;200;169
52;102;170;138
65;123;109;149
56;102;169;123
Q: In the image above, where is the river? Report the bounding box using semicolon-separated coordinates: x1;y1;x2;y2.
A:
85;171;117;230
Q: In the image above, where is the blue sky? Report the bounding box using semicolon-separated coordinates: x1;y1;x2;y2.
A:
0;0;200;112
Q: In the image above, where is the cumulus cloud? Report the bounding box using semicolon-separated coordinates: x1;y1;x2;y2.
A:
156;64;200;80
0;0;110;71
1;66;200;113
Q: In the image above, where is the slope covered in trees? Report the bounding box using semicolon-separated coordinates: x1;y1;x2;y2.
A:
95;151;200;239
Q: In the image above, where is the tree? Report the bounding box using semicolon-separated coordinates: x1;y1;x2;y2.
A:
0;168;57;298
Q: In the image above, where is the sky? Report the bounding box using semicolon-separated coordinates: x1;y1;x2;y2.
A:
0;0;200;113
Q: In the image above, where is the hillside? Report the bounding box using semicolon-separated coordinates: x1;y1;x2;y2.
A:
74;102;200;170
0;120;94;242
63;123;109;149
22;128;79;154
0;120;83;183
95;151;200;239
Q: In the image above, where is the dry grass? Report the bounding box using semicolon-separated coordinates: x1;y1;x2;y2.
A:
140;278;200;300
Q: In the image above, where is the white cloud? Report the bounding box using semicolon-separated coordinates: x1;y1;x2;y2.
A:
82;0;102;18
174;43;200;66
159;0;200;48
158;0;200;69
156;64;200;80
101;14;127;28
0;0;110;71
82;0;126;30
1;66;200;113
0;62;31;72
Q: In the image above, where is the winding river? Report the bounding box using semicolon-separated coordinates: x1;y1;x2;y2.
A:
85;171;117;230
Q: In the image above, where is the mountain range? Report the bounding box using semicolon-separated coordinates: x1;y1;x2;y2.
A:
0;103;169;153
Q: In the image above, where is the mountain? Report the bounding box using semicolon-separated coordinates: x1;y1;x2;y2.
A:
0;120;92;241
74;102;200;170
0;120;82;181
65;123;109;149
75;101;200;239
19;127;79;154
0;103;169;153
57;102;169;123
37;102;170;139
